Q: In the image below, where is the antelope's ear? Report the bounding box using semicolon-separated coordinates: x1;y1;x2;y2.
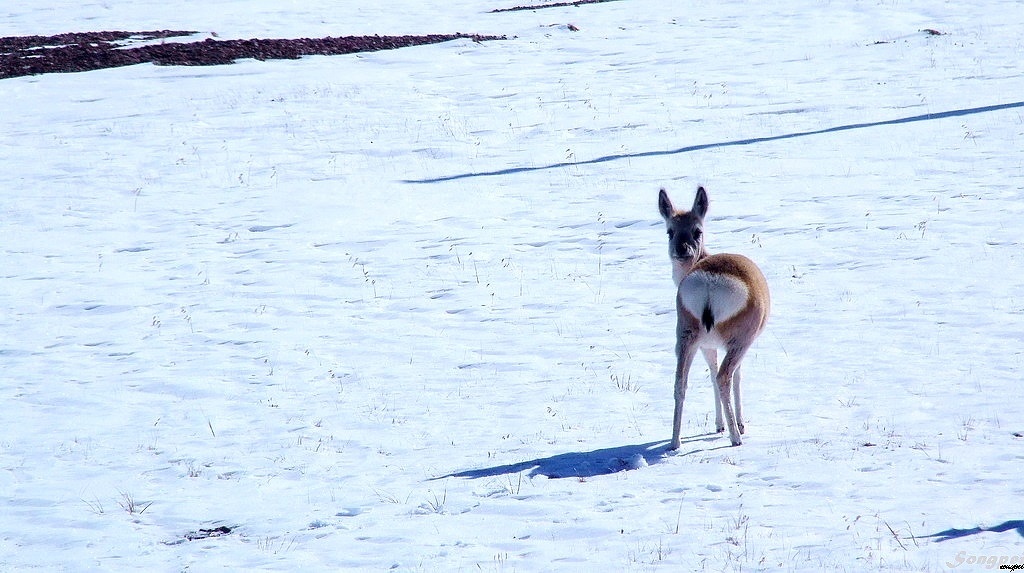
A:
691;186;709;220
658;188;674;221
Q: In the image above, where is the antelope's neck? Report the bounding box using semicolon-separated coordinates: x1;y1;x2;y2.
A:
672;249;709;288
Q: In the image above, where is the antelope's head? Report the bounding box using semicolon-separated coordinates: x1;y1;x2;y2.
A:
658;186;709;286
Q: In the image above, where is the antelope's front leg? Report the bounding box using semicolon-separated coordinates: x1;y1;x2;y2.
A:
701;348;722;432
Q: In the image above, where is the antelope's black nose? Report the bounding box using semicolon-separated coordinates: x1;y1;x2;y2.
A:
674;244;695;259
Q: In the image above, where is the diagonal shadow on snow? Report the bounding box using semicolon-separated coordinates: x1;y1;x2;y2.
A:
923;520;1024;542
433;435;722;480
404;101;1024;184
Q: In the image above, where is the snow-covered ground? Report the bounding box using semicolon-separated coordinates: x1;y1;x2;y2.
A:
3;1;1024;570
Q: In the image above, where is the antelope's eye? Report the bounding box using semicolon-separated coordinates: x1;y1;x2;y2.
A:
667;229;675;239
693;228;703;240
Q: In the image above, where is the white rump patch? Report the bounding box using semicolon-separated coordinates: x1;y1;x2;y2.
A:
679;270;749;329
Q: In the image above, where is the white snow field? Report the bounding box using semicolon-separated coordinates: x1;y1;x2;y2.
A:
2;0;1024;570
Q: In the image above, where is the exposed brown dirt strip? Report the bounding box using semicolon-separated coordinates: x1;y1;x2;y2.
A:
0;31;506;80
491;0;620;13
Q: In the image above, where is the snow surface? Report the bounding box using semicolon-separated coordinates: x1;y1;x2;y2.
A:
3;0;1024;571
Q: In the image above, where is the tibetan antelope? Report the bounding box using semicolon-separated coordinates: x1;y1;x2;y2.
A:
658;186;770;448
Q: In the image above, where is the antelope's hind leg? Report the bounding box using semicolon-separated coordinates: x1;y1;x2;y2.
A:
716;347;749;446
733;365;744;435
671;337;700;450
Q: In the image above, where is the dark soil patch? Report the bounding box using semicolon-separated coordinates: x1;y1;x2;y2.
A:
0;31;506;80
492;0;621;13
163;525;234;545
185;525;233;541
